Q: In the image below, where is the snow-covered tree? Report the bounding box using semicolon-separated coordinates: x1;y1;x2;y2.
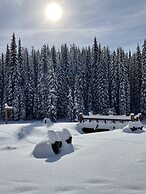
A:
7;33;20;120
97;47;109;114
47;66;58;121
141;40;146;114
23;48;34;119
67;88;74;121
0;54;4;119
57;44;70;118
18;38;26;119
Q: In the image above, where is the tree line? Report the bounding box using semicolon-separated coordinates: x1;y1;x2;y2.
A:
0;33;146;121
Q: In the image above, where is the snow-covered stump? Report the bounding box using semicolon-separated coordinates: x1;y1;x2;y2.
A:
43;118;52;125
56;129;72;144
33;128;73;159
4;103;13;124
56;129;73;154
47;130;62;154
123;121;144;133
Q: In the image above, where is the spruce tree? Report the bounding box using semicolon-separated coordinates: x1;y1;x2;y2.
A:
141;40;146;114
0;54;4;119
8;33;20;120
18;38;26;119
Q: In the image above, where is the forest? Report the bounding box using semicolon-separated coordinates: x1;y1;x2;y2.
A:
0;33;146;121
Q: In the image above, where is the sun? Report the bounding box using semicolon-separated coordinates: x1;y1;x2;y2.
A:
45;2;63;22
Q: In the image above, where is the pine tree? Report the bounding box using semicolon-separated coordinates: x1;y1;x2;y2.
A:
67;88;74;121
7;33;20;120
74;74;84;120
0;54;4;119
131;45;142;113
110;51;118;114
91;37;99;114
141;40;146;114
32;49;40;119
97;47;109;114
24;48;34;119
51;45;57;71
47;66;58;121
118;48;130;115
18;38;26;119
57;44;70;118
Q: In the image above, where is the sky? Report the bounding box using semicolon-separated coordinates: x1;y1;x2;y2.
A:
0;0;146;53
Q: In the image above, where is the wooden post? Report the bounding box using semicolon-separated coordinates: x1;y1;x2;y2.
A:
79;113;83;123
137;113;142;121
4;104;13;124
5;108;8;124
130;113;135;121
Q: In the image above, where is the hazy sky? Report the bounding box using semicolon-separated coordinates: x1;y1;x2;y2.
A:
0;0;146;52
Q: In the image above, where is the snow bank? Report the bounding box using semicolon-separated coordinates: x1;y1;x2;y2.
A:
1;120;146;194
123;121;144;133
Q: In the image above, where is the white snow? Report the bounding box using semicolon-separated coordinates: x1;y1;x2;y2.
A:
0;120;146;194
123;121;144;133
77;120;129;131
43;117;52;125
82;114;131;120
4;103;13;109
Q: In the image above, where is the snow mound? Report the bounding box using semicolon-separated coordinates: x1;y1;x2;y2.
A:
43;118;52;125
32;140;55;158
17;128;26;139
123;121;144;133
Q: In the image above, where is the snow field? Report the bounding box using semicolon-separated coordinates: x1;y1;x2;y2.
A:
0;120;146;194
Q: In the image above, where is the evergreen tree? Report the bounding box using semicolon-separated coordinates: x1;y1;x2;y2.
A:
74;73;84;120
32;49;40;119
7;33;20;120
97;47;109;114
91;37;99;114
24;48;34;119
118;48;130;115
51;45;57;71
57;44;70;118
18;39;26;119
0;54;4;119
132;45;142;113
141;40;146;114
47;66;58;121
67;88;74;121
110;51;118;114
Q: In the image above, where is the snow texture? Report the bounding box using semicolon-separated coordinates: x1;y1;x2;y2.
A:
0;120;146;194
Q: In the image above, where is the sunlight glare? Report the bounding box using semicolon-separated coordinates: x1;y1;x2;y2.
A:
45;2;63;22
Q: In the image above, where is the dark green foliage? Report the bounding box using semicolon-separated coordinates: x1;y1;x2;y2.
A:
0;34;145;121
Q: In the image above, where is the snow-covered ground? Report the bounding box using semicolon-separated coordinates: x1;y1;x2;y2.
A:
0;120;146;194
